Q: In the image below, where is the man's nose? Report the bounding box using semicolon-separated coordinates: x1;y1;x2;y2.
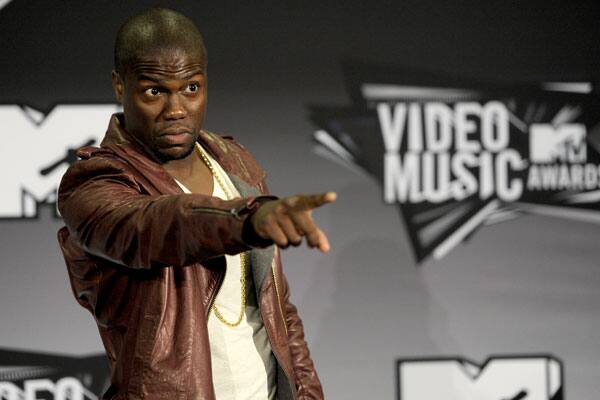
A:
164;94;186;119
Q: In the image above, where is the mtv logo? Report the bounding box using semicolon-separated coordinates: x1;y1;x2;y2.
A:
397;355;563;400
529;123;586;163
0;104;119;219
0;348;109;399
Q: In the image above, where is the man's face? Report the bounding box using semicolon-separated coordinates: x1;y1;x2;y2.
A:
113;48;207;162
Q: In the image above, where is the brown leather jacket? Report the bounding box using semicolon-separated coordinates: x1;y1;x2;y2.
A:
57;114;324;400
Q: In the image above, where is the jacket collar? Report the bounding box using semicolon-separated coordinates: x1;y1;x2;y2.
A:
97;113;264;195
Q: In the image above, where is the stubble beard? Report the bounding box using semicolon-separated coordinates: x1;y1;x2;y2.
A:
153;138;197;163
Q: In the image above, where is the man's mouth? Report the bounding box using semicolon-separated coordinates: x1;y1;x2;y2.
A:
158;129;193;146
159;127;192;137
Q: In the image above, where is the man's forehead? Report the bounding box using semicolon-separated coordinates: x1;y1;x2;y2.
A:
128;47;206;78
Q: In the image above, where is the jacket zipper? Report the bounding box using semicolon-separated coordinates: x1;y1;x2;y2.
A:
190;206;240;217
260;306;297;400
271;261;288;336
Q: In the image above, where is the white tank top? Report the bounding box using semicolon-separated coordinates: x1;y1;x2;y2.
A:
175;144;276;400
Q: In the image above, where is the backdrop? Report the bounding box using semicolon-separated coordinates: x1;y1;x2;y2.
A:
1;1;599;399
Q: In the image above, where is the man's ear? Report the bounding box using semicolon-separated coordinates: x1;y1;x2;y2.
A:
111;70;124;103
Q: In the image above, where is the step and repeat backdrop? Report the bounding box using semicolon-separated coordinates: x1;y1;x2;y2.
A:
1;1;599;399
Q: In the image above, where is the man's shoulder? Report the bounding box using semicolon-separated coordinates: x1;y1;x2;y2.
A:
200;130;268;186
58;145;140;199
66;145;134;178
200;129;252;155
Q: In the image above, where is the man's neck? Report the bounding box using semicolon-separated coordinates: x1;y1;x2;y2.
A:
163;145;214;195
162;150;198;180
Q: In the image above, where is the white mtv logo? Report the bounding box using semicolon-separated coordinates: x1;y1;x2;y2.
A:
398;355;562;400
0;377;97;400
0;104;119;218
529;123;586;163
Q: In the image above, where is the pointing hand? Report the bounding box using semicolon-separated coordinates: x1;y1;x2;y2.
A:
250;192;337;252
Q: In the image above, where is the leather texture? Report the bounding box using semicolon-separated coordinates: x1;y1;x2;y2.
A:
57;114;324;399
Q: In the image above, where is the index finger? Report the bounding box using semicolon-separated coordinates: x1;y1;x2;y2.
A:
297;192;337;210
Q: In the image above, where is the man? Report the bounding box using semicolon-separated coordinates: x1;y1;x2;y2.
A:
57;8;333;400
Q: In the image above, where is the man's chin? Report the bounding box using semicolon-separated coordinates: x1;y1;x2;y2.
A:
154;143;196;163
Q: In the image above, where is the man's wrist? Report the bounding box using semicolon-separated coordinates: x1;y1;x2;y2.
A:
241;196;276;248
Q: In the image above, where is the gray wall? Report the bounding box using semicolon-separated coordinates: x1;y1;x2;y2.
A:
1;1;599;399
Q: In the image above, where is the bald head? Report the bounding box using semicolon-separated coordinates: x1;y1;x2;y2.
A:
114;8;207;75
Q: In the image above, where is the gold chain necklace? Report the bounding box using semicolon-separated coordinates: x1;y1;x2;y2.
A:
196;144;248;328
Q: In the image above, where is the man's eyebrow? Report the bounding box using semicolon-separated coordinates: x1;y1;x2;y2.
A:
137;74;161;83
180;70;205;80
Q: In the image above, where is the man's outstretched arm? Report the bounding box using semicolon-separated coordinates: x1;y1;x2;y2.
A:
60;154;336;269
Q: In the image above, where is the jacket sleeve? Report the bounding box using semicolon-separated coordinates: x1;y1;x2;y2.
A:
277;254;325;399
58;155;269;269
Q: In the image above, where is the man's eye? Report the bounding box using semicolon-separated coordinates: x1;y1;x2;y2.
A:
145;88;160;96
186;83;199;93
